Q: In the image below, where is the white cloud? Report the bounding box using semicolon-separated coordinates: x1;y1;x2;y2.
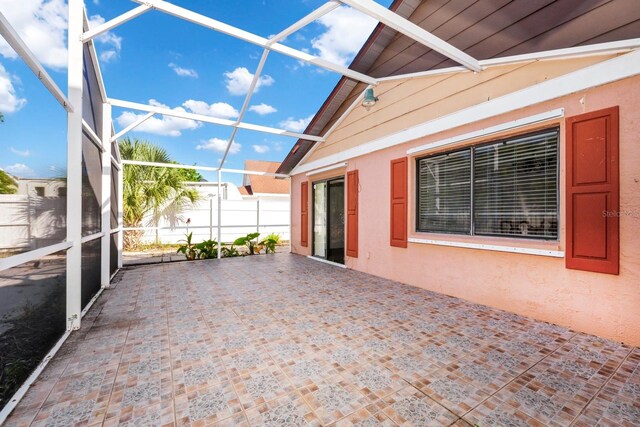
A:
169;62;198;78
115;99;200;137
88;14;123;63
0;2;122;69
252;144;269;154
0;0;68;69
196;137;241;155
10;147;31;157
249;103;277;115
0;63;27;113
100;50;118;63
224;67;274;96
279;115;313;133
4;163;34;176
311;6;377;66
182;100;238;119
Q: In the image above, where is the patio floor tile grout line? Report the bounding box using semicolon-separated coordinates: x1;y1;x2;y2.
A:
163;264;180;427
568;346;635;427
100;267;142;426
9;256;638;426
393;366;471;426
29;292;117;427
197;266;252;425
456;331;580;422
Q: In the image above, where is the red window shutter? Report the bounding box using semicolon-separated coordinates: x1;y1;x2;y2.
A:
566;106;619;274
300;181;308;247
346;170;359;258
390;157;408;248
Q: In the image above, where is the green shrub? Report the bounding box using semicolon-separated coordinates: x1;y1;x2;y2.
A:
176;232;197;260
194;239;218;259
233;232;260;255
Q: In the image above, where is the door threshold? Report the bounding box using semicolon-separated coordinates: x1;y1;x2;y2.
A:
307;255;347;269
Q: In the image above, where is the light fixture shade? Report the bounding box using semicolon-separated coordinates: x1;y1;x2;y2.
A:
362;88;378;111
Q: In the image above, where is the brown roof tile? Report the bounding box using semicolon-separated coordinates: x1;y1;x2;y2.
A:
243;160;289;194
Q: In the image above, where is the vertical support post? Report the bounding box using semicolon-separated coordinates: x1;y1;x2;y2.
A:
117;163;124;268
66;0;83;330
100;103;112;288
288;178;292;253
209;196;213;241
256;199;260;234
217;170;222;259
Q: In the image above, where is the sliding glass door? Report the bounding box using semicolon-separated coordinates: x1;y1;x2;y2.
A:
312;178;345;264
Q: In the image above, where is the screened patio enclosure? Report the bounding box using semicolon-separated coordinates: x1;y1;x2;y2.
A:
0;0;483;416
1;0;640;422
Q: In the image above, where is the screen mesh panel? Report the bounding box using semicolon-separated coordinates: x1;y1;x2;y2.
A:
81;238;102;308
81;133;102;236
0;252;66;408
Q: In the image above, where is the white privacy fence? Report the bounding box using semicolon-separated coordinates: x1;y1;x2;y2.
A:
0;195;67;253
131;198;290;244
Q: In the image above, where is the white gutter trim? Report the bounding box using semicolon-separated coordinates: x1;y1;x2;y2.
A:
305;162;348;176
408;237;564;258
406;109;564;155
293;49;640;175
378;38;640;83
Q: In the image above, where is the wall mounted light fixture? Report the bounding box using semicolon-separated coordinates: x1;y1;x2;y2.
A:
362;88;378;111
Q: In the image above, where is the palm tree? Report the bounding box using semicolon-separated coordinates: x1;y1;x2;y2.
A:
0;169;18;194
119;138;200;248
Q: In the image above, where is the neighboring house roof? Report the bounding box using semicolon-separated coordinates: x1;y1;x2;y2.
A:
242;160;289;195
278;0;640;174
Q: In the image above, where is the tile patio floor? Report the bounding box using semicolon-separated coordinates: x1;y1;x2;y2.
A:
6;254;639;426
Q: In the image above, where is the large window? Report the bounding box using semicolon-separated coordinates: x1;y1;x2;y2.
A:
416;128;559;240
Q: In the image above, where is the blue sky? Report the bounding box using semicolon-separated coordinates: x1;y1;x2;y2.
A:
0;0;391;184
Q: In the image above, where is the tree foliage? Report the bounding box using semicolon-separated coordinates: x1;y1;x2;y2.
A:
172;162;204;182
0;170;18;194
119;138;200;248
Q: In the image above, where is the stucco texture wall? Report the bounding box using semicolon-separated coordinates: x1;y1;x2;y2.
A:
291;76;640;346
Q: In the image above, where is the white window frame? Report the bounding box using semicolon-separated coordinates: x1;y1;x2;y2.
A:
415;127;561;241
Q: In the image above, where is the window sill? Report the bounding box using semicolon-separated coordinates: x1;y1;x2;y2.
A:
407;234;564;258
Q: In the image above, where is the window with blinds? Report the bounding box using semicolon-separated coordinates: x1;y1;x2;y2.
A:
416;128;559;240
417;149;471;234
474;130;558;238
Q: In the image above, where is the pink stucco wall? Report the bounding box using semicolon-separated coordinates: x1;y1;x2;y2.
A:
291;76;640;346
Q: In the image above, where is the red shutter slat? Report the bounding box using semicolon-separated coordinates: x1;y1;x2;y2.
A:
390;157;408;248
300;181;308;247
566;106;619;274
346;170;359;258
